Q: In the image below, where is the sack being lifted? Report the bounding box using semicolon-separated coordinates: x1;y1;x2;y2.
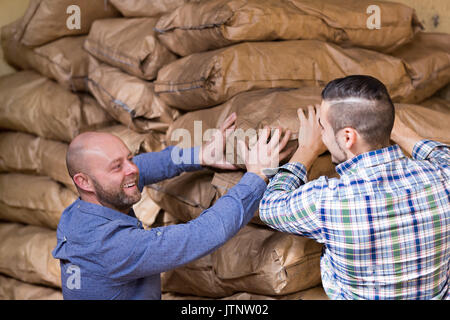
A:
84;18;177;80
155;0;421;56
155;40;413;111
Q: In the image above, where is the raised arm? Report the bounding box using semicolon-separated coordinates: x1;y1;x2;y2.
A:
391;114;449;166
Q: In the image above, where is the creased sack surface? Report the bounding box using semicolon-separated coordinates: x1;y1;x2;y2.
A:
98;125;167;155
0;223;61;288
394;98;450;145
0;132;75;192
155;0;421;56
88;56;179;133
0;71;114;142
162;224;323;297
110;0;206;17
0;274;62;300
85;18;177;80
147;170;218;223
2;19;90;91
0;173;77;230
155;40;412;110
391;32;450;104
15;0;120;47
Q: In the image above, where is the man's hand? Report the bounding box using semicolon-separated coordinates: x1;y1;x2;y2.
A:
391;115;423;155
199;112;240;170
290;105;327;170
237;126;292;183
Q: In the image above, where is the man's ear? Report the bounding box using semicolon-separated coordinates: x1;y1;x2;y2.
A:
73;173;95;193
343;127;358;150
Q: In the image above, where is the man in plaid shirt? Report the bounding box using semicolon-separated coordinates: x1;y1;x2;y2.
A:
258;75;449;300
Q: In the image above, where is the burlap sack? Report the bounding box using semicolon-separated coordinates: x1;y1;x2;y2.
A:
394;99;450;145
147;170;219;222
84;18;177;80
98;124;167;154
0;173;77;230
0;274;62;300
156;0;421;57
15;0;119;47
0;71;114;142
155;40;412;110
0;132;75;192
2;20;89;91
162;224;323;297
110;0;204;17
0;223;61;288
391;32;450;103
88;56;179;133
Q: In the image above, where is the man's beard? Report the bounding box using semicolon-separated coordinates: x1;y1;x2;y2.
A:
91;176;141;213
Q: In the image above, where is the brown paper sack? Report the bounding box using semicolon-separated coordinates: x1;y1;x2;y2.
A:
0;71;114;142
162;285;329;300
0;132;75;192
85;18;177;80
147;170;219;223
155;40;412;110
391;32;450;104
0;274;62;300
88;56;179;133
0;173;77;230
394;98;450;146
98;124;167;154
156;0;421;56
162;224;323;297
1;18;89;91
110;0;205;18
14;0;119;47
0;223;61;288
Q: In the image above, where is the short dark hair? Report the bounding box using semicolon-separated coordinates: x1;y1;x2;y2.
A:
321;75;395;148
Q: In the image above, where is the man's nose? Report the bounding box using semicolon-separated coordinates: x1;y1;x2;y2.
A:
124;159;138;176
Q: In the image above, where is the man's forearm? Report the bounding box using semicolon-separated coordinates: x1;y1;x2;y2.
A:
391;127;423;156
289;147;321;171
134;146;203;188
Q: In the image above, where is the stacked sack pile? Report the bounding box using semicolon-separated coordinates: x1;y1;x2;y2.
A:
0;0;449;300
0;0;164;300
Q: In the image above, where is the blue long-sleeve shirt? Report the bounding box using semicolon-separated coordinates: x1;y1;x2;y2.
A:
52;146;266;299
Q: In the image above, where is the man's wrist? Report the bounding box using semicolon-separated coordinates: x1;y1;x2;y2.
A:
289;147;320;170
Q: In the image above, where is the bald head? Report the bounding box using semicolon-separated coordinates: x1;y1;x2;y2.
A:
66;132;128;179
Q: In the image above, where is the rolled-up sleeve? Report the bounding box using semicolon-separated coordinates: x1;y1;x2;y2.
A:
259;162;326;242
96;172;267;282
412;140;449;169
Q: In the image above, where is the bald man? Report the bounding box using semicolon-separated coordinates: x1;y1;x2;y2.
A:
52;113;291;300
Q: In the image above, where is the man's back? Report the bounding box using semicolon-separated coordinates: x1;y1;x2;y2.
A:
260;140;449;299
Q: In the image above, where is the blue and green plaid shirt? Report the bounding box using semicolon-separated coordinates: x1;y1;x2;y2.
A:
260;140;449;300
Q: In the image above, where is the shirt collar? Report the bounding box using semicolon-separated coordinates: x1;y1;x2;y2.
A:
335;144;405;176
75;198;140;226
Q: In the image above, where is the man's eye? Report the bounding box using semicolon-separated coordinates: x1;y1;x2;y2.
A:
113;164;121;170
